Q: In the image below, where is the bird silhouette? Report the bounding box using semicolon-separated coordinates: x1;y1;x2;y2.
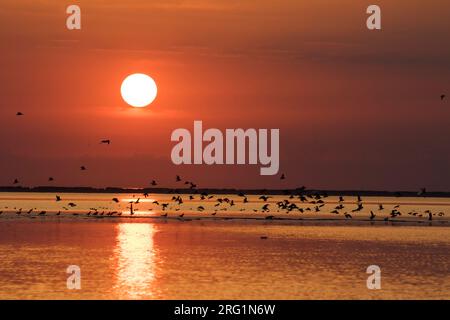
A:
112;198;119;203
176;175;181;182
370;211;376;220
13;178;19;184
16;112;24;116
280;173;286;180
55;195;61;202
441;94;446;101
80;166;86;171
100;139;111;145
151;180;157;186
48;177;54;182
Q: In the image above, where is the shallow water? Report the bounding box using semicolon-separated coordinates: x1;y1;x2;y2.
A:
0;193;449;299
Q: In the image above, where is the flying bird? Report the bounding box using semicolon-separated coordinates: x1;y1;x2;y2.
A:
13;178;19;184
48;177;54;182
418;188;426;196
16;112;24;116
112;198;119;203
280;173;286;180
100;139;111;145
441;94;446;101
55;195;61;202
80;166;86;171
176;175;182;182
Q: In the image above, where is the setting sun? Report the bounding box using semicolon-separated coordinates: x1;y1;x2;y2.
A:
120;73;157;107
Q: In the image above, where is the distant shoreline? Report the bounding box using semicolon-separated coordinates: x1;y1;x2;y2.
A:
1;186;450;197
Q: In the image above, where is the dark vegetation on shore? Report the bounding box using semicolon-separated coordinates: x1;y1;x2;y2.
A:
1;186;449;198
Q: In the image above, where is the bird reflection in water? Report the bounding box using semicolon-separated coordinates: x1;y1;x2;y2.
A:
113;223;158;299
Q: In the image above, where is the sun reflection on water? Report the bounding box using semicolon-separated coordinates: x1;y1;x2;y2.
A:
113;223;158;299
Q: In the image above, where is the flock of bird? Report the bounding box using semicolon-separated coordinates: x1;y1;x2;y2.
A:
4;98;448;223
0;174;447;223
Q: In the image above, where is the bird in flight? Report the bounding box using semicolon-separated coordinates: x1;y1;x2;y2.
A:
48;177;54;182
16;112;24;116
280;173;286;180
100;139;111;145
13;178;19;184
176;175;182;182
56;195;61;202
80;166;86;171
441;94;446;101
151;180;157;186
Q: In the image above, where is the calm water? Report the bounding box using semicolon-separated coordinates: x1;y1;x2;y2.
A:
0;193;449;299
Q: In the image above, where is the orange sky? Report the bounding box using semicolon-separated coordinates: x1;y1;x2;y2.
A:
0;0;449;190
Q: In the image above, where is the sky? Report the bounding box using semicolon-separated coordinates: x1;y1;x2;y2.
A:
0;0;449;190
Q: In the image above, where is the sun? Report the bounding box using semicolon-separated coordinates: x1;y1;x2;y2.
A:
121;73;157;107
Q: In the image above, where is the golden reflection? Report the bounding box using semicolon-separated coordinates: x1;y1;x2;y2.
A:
114;223;158;299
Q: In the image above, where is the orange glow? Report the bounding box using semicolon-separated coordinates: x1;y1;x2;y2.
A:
114;223;158;298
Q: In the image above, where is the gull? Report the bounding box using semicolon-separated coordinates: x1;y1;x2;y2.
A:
13;178;19;184
197;206;205;212
179;213;184;218
56;211;61;216
262;204;270;212
339;196;344;202
370;211;376;220
80;166;86;171
112;198;119;203
428;212;433;221
151;180;157;186
379;204;384;210
56;195;61;202
38;211;46;216
265;215;274;220
48;177;54;182
441;94;446;101
259;195;270;202
100;139;111;145
344;213;352;219
243;197;248;203
176;175;182;182
16;112;24;116
161;213;168;217
260;236;268;240
418;188;426;196
280;173;286;180
68;202;77;207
